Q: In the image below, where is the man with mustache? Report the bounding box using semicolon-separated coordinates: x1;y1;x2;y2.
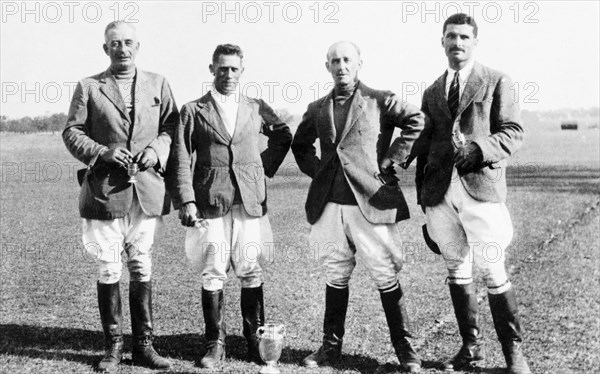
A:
168;44;291;368
408;13;531;374
292;41;424;373
63;21;178;372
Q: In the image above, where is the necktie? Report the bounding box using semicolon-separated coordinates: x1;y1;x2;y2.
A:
448;71;460;119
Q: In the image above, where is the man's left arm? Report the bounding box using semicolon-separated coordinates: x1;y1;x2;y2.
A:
140;78;179;173
258;100;292;178
470;74;524;165
380;94;425;170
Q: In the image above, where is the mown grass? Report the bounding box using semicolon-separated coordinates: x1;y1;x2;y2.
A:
1;132;599;374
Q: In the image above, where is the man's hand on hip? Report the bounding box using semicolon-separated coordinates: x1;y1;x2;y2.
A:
134;148;158;171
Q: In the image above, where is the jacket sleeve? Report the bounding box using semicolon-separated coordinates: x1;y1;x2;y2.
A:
166;104;196;209
381;93;425;167
472;74;524;164
146;78;179;173
291;104;320;179
62;80;108;167
414;92;434;206
258;100;292;178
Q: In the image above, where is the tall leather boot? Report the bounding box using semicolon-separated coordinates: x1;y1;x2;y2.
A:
442;283;485;371
200;288;226;368
97;282;124;373
129;280;171;369
489;287;531;374
380;285;422;373
302;285;349;368
241;285;265;364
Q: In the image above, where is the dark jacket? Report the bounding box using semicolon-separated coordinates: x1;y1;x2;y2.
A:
292;82;425;225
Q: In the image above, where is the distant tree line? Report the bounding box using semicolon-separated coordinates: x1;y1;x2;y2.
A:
0;113;68;133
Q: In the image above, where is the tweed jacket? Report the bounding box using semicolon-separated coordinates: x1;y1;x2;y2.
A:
291;82;425;225
168;92;292;219
63;68;178;220
412;62;524;206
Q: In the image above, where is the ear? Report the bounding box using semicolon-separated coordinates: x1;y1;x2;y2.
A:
209;64;215;75
473;37;479;47
357;59;363;70
103;43;109;55
441;36;445;48
325;61;330;72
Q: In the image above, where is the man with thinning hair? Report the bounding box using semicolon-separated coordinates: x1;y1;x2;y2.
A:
168;44;292;368
63;21;178;372
409;13;531;374
292;41;424;373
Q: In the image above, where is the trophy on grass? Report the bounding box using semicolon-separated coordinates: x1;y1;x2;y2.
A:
257;323;285;374
126;162;139;184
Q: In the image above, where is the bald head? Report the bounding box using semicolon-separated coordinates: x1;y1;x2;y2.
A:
325;41;362;89
326;41;361;62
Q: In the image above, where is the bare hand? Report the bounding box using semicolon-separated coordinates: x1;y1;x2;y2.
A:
453;142;482;174
133;148;158;171
100;147;133;167
179;202;201;227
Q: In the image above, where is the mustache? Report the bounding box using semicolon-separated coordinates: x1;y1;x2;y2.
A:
450;47;465;52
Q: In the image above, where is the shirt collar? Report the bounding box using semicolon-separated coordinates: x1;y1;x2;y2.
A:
447;59;475;84
210;85;240;104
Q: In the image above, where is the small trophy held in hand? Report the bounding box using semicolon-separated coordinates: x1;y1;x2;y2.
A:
452;130;466;149
257;323;285;374
127;162;139;184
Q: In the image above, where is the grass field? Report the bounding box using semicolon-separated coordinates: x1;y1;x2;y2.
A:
1;131;599;374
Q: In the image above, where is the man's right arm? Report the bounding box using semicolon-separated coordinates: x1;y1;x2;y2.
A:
291;104;320;178
167;104;197;211
63;81;132;168
414;92;434;210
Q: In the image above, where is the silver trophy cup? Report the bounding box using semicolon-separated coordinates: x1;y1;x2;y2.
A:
126;162;139;184
257;323;285;374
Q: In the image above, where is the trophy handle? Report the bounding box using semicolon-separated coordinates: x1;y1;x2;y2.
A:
256;326;266;339
277;325;286;336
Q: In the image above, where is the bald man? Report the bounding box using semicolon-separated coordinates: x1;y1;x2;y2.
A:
291;41;424;372
63;21;177;372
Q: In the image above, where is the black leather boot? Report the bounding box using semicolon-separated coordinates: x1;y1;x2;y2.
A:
200;288;226;368
97;282;123;373
302;285;349;368
443;283;485;371
241;285;265;364
380;285;421;373
489;287;531;374
129;281;171;369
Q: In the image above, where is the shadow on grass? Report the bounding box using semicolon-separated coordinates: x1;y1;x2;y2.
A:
0;324;101;366
0;324;440;373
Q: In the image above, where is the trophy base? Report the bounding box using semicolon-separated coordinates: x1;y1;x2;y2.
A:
259;364;280;374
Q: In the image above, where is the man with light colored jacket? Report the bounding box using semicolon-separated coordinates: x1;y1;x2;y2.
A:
63;21;177;372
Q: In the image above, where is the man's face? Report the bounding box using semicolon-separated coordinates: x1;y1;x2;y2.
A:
442;24;478;67
210;54;244;95
326;43;362;87
103;24;139;71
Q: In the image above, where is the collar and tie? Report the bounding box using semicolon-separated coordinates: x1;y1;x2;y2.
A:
448;71;460;119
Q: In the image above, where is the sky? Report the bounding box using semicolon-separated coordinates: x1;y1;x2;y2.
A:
1;0;599;119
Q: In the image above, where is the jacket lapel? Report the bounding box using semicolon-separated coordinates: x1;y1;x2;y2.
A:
131;70;151;137
318;91;336;144
338;84;365;142
457;63;485;118
99;69;132;125
197;93;231;143
231;96;252;142
433;72;453;121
